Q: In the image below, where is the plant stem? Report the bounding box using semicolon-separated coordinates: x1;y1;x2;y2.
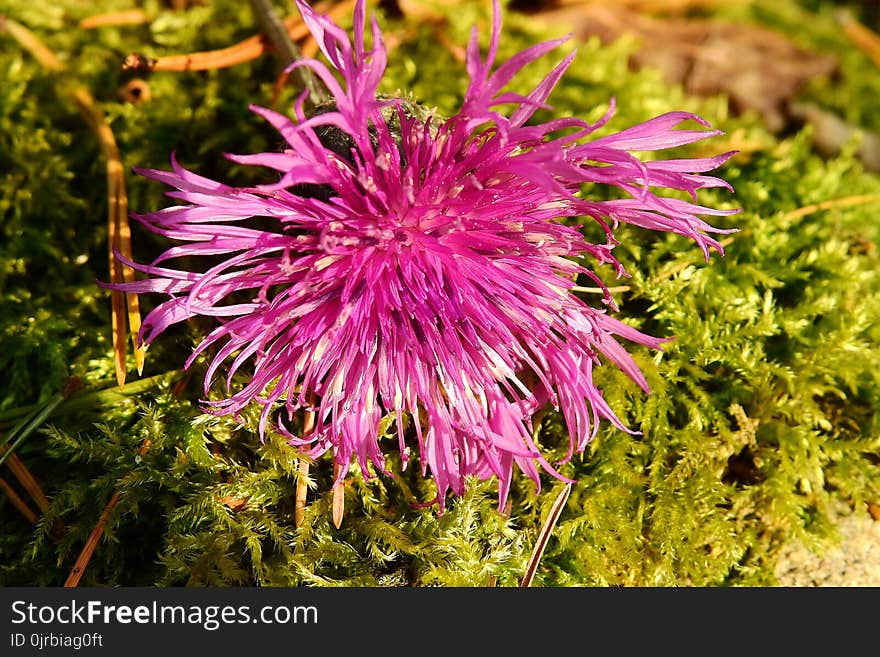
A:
248;0;327;107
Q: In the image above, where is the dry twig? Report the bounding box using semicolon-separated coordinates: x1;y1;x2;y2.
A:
1;18;144;386
123;0;351;75
79;10;150;30
837;9;880;70
331;462;344;529
778;193;880;222
0;476;39;525
64;439;152;587
1;450;50;513
63;491;122;587
295;403;317;528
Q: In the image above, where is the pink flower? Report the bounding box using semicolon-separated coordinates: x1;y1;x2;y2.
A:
107;0;737;510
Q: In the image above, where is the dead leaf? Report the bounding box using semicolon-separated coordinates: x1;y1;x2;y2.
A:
789;102;880;172
220;496;249;512
529;3;837;132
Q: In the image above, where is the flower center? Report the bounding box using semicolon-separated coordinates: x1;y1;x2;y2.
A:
318;217;416;255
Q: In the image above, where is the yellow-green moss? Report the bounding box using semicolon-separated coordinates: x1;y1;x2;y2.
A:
1;0;879;586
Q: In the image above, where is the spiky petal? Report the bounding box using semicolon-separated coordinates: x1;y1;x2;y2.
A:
105;0;737;510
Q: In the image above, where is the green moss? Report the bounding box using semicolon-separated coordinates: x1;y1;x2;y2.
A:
1;0;879;586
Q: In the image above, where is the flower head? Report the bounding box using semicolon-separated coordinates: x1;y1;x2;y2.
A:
109;0;737;510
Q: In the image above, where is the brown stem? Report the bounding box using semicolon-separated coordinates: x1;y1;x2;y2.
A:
79;10;150;30
249;0;326;107
148;24;302;72
294;459;310;527
294;401;317;528
267;0;356;106
1;448;50;513
331;462;344;529
127;8;326;74
69;86;145;383
63;439;151;587
520;483;572;587
64;491;122;587
779;194;880;222
2;19;144;385
0;476;39;525
0;17;64;72
837;9;880;70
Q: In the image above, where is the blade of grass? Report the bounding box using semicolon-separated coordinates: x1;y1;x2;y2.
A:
0;371;184;431
647;194;880;286
249;0;326;106
520;482;572;587
269;0;355;104
0;392;68;470
0;379;83;533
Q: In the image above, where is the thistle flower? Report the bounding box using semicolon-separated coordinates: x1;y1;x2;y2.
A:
108;0;737;510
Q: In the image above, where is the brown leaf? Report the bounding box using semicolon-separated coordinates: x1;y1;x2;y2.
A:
220;496;249;512
789;102;880;172
531;3;837;132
